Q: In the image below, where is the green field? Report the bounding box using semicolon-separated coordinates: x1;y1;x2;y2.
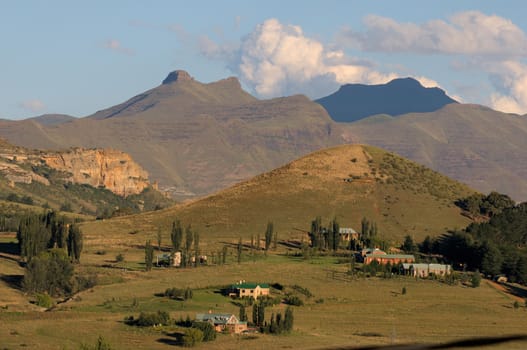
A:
1;247;527;350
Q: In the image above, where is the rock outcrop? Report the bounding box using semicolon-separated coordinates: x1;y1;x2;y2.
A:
41;148;150;196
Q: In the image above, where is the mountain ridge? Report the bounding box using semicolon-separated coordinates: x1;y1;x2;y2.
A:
316;77;458;122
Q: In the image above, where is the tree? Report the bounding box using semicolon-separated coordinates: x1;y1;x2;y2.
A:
283;306;294;333
192;322;216;341
479;241;503;276
402;235;416;253
471;270;482;288
252;302;265;327
67;224;83;263
145;240;154;271
23;248;73;296
170;219;183;252
331;217;339;251
265;221;274;251
193;231;200;267
182;327;203;347
239;304;247;322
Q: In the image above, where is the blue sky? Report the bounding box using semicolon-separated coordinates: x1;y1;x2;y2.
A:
2;1;527;119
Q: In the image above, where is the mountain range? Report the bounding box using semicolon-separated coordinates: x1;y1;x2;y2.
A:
1;70;527;201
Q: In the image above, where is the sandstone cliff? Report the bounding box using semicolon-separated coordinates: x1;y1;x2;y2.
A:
41;148;150;196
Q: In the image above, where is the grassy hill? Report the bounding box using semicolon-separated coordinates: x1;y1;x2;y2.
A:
82;144;475;252
342;103;527;201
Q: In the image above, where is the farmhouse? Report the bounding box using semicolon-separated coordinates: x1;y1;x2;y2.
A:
402;263;451;277
229;281;270;300
364;252;415;265
195;313;247;334
339;227;359;241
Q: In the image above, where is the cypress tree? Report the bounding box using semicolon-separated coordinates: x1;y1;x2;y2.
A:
67;224;83;263
145;240;154;271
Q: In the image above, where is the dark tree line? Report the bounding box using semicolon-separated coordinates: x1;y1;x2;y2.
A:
456;192;515;218
17;211;82;262
308;216;340;251
422;199;527;283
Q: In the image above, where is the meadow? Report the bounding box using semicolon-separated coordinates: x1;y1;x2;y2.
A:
1;242;527;350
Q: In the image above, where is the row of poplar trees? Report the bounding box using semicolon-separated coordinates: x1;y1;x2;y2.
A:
17;211;83;263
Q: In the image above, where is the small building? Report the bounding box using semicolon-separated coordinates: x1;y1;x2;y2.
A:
229;281;270;300
364;253;415;265
195;313;247;334
339;227;359;242
403;263;451;277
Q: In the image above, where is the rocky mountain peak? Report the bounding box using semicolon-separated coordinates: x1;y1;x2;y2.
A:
162;70;194;84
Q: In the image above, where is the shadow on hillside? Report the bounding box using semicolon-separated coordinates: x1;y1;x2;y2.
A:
0;241;19;255
157;331;183;346
0;274;23;290
502;283;527;300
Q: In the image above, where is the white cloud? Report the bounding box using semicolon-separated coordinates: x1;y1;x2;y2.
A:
202;18;427;99
104;39;134;56
488;61;527;114
19;99;46;113
342;11;527;57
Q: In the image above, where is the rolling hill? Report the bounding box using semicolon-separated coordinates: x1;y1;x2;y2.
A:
341;103;527;201
316;77;458;122
1;71;527;202
82;144;475;249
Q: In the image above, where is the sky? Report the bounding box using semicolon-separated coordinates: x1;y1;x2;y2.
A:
2;0;527;120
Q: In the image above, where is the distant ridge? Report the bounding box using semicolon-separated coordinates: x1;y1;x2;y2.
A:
26;114;76;126
316;77;458;122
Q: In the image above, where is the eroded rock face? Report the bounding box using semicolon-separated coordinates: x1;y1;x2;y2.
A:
41;148;150;196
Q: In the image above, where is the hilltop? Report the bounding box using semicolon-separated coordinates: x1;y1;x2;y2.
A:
316;77;458;122
82;144;475;249
1;71;527;202
341;103;527;200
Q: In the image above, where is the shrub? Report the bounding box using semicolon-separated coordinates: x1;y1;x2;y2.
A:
35;293;53;308
182;328;203;347
134;311;171;327
115;253;124;262
471;270;482;288
284;295;304;306
402;286;407;295
191;322;216;341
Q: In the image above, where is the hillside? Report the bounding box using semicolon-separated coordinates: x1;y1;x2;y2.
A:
341;103;527;201
0;71;338;199
82;144;475;249
316;77;458;122
2;71;527;202
0;139;171;216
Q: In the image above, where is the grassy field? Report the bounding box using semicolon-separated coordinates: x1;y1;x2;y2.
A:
2;245;527;350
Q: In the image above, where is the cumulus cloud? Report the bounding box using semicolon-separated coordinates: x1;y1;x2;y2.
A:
488;61;527;114
341;11;527;57
104;39;135;55
201;18;435;99
19;99;46;113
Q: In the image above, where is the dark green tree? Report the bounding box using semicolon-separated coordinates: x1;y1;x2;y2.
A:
170;219;183;252
23;248;73;296
264;221;274;251
402;235;416;253
67;224;83;263
283;306;294;333
239;304;247;322
193;231;200;267
145;240;154;271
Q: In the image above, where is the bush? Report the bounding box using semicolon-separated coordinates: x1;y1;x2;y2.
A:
191;322;216;341
35;293;53;308
284;295;304;306
115;253;124;262
128;311;171;327
471;270;482;288
182;328;203;347
164;287;193;300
